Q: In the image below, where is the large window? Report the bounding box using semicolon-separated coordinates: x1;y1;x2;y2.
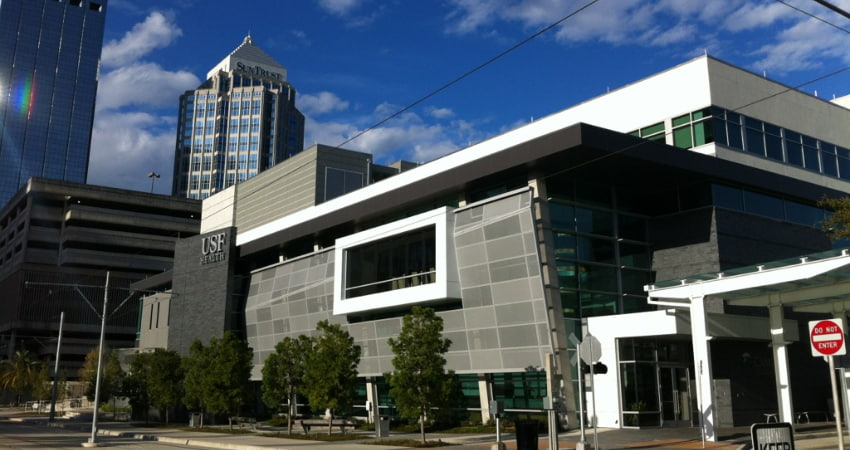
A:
325;167;364;201
671;108;712;149
629;122;665;142
547;178;653;320
344;226;436;298
713;107;850;180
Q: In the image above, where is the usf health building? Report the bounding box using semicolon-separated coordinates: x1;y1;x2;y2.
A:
146;55;850;436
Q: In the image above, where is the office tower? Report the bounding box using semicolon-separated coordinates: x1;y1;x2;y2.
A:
172;35;305;199
0;0;107;206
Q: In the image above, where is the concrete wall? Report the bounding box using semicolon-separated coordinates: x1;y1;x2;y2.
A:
201;186;236;233
233;144;372;233
138;293;171;349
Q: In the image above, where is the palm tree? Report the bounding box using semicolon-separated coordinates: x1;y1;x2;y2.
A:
0;350;43;406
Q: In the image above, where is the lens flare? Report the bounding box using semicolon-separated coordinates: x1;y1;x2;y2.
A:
13;77;34;116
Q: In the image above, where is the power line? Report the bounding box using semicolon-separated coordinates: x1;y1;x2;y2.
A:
810;0;850;21
774;0;850;33
336;0;603;149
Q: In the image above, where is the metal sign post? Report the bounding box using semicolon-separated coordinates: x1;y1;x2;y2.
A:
809;318;846;450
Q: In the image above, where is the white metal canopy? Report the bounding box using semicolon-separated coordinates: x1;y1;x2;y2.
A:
646;248;850;313
643;248;850;442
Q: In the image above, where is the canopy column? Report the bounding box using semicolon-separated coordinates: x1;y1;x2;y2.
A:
768;301;794;424
690;295;717;442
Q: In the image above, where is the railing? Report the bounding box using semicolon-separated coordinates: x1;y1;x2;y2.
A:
345;270;436;298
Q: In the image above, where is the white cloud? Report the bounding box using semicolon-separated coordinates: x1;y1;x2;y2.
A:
299;91;350;116
722;2;792;32
427;107;455;119
440;0;850;77
89;11;198;194
317;0;364;16
87;111;176;193
753;18;850;73
101;11;182;68
96;62;199;111
444;0;506;34
305;102;482;165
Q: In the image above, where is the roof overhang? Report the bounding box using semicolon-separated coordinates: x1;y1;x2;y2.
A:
646;248;850;314
237;121;847;258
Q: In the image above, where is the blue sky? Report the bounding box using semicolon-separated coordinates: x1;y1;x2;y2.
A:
87;0;850;194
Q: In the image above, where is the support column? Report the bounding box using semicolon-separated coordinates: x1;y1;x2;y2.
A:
529;174;577;429
769;302;794;424
690;295;717;442
366;378;378;424
478;374;493;424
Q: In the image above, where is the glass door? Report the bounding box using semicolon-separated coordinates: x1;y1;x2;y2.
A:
660;366;692;427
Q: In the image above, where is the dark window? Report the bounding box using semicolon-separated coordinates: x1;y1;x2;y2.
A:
344;226;436;298
325;167;364;201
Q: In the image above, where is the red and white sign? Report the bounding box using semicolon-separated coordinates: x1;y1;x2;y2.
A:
809;318;846;357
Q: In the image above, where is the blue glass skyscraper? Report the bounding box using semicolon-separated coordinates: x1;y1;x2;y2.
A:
0;0;107;206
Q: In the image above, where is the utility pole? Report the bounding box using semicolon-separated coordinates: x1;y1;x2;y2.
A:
85;272;109;447
48;311;64;422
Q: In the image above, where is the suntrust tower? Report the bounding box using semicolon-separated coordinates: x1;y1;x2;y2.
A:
146;56;850;436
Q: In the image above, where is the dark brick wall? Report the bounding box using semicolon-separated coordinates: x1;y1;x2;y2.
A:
649;207;831;283
715;209;831;269
168;227;238;355
649;207;720;282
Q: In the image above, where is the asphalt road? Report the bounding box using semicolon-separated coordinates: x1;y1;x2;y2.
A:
0;420;220;449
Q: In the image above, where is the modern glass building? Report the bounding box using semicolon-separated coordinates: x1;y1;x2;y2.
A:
147;56;850;434
0;0;107;207
171;36;305;199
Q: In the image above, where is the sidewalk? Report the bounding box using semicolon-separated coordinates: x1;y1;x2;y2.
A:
5;411;849;450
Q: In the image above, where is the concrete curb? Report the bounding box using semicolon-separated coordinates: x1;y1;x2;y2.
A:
96;428;291;450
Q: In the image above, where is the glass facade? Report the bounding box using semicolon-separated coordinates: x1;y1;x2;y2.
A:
0;0;107;206
546;178;654;324
630;106;850;181
172;38;305;198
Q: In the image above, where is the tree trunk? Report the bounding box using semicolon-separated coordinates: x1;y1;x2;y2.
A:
420;413;426;443
287;391;293;435
228;415;233;430
327;408;334;436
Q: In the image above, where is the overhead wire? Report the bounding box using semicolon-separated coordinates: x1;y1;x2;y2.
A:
511;0;850;181
286;0;850;250
776;0;850;32
336;0;604;149
809;0;850;21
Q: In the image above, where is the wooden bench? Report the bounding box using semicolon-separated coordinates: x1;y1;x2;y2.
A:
231;416;257;430
299;418;355;434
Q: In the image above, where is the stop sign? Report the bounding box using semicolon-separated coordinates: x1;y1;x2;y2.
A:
809;319;846;357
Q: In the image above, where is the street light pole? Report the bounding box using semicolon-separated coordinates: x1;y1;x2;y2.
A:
86;272;109;447
48;311;64;422
147;172;160;193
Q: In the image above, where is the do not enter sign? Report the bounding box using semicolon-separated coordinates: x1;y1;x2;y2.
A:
809;318;846;357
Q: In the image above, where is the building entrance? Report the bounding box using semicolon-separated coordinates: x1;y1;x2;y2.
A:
659;366;694;427
619;338;694;428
